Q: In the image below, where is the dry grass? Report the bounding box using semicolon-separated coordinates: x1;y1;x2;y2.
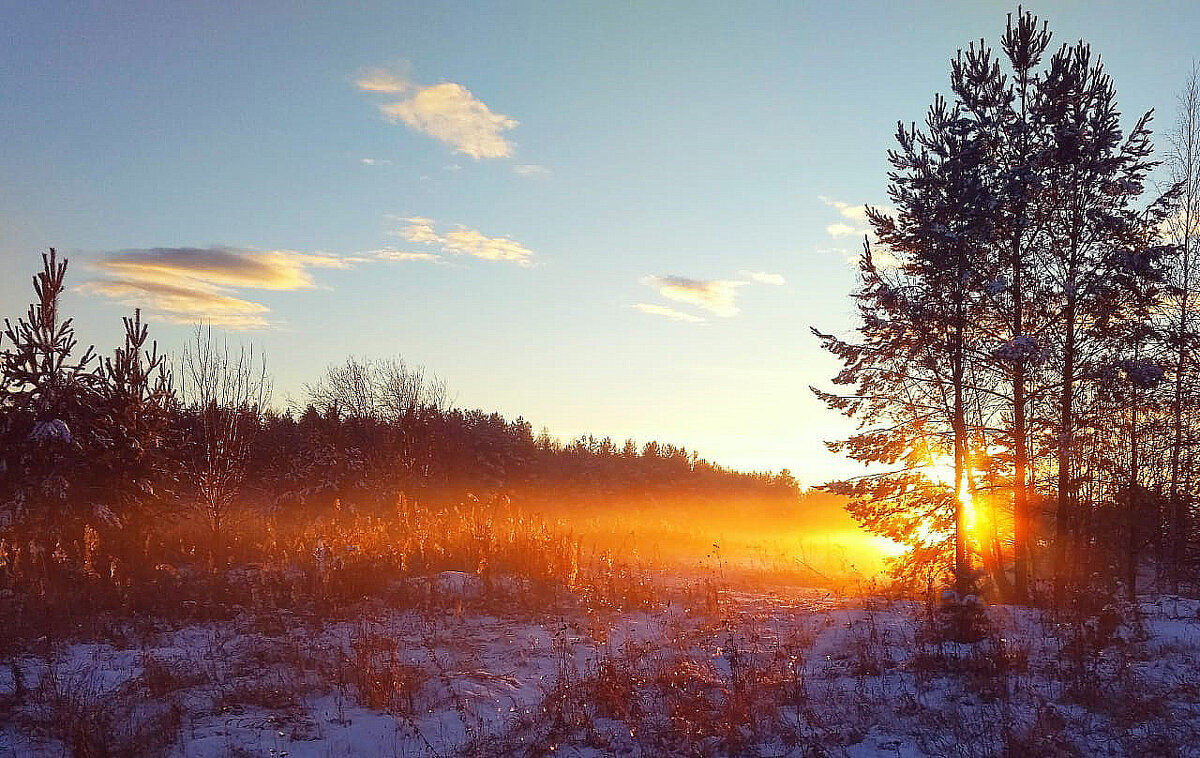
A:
24;664;182;758
3;494;1200;757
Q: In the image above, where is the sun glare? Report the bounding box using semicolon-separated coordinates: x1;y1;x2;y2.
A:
959;476;977;534
920;457;986;542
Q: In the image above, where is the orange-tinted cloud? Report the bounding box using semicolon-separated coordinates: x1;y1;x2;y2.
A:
77;278;272;329
354;67;412;94
80;247;355;329
819;196;895;239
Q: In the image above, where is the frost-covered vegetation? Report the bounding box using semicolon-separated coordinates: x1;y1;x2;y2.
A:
3;572;1200;756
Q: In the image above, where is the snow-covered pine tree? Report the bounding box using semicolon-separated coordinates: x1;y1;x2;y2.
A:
1030;39;1174;598
0;250;99;545
93;309;180;563
813;87;1001;598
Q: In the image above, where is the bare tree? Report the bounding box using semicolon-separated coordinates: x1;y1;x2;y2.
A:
305;356;449;422
1164;63;1200;588
179;325;269;547
304;355;376;418
374;356;449;421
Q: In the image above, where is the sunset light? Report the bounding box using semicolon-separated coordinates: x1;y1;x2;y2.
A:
959;476;978;537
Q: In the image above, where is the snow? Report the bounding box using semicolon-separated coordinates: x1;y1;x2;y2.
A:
29;419;72;445
2;584;1200;756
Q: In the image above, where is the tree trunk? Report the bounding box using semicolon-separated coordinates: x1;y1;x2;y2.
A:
1128;388;1140;601
1054;293;1077;601
1012;240;1031;601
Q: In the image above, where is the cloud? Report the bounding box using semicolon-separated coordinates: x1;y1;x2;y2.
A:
371;249;443;263
94;247;347;290
79;247;357;330
634;269;786;322
819;196;869;223
358;66;517;159
514;164;549;177
77;279;272;329
632;303;706;323
397;216;442;246
819;196;896;240
825;222;860;238
391;216;534;266
355;67;411;94
360;157;392;166
739;270;785;286
640;275;745;317
871;244;901;269
441;229;533;265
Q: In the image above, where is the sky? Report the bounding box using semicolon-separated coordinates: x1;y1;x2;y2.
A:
3;1;1200;486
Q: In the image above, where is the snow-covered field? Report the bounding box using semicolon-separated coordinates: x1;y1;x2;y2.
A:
2;574;1199;757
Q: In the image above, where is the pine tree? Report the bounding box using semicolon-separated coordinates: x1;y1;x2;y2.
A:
93;309;179;559
0;250;99;540
815;12;1176;605
1032;40;1171;597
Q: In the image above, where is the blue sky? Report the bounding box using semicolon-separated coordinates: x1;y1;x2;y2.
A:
3;1;1199;484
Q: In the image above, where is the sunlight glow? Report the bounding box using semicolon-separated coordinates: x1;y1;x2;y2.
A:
959;476;977;535
871;535;908;558
919;456;986;544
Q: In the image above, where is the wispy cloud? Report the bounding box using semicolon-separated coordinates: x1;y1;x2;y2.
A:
819;196;870;223
739;270;786;286
514;163;549;177
633;269;785;323
78;247;355;329
819;196;894;240
632;303;706;323
360;157;392;166
397;216;443;246
640;275;745;318
94;247;348;289
825;222;860;238
371;249;443;263
391;216;534;267
441;229;533;265
357;65;517;159
355;67;412;94
78;279;272;330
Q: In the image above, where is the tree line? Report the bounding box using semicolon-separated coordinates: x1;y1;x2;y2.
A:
815;10;1200;603
0;251;797;576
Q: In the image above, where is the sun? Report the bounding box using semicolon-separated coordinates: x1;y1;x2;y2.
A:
958;476;977;534
922;457;983;540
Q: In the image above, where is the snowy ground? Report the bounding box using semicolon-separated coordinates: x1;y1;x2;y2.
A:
2;574;1200;757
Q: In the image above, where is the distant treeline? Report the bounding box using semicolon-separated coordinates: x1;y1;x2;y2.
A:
258;405;799;509
0;251;797;572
